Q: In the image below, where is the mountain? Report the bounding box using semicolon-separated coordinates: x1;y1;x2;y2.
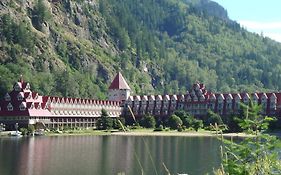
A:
1;0;281;99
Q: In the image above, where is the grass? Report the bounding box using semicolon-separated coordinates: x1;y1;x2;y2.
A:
45;128;112;136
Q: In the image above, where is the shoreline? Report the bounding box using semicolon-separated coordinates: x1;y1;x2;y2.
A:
0;129;256;138
111;131;253;137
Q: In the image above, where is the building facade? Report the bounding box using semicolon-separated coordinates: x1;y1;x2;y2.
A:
1;73;281;130
0;76;122;130
125;82;281;119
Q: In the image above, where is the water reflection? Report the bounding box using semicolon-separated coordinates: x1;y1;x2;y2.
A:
0;136;221;175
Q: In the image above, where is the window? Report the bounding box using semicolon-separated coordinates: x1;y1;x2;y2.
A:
7;103;13;111
5;93;11;101
26;83;30;90
17;93;23;101
14;84;20;91
19;104;26;111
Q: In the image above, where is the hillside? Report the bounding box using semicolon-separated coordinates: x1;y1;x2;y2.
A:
1;0;281;99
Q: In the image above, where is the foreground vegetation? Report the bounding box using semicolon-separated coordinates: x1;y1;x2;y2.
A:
214;102;281;175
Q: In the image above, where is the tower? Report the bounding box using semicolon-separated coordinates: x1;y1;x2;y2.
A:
108;72;131;101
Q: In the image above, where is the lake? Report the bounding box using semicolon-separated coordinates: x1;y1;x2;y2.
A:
0;135;221;175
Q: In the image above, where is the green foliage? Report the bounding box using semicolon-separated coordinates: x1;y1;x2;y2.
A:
112;118;125;130
174;110;193;128
215;104;281;174
27;124;35;134
0;14;35;51
207;110;223;125
192;119;203;131
154;124;164;131
216;135;281;175
173;110;204;131
236;101;276;135
96;109;113;130
1;0;281;99
140;115;156;128
32;0;51;30
19;128;28;136
168;114;183;130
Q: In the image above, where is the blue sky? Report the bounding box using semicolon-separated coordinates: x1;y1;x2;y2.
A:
212;0;281;42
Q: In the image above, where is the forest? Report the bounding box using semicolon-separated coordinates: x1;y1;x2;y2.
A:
1;0;281;99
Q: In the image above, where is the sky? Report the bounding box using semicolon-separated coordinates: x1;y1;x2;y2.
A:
211;0;281;42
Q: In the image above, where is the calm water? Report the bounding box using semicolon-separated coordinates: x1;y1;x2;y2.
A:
0;135;221;175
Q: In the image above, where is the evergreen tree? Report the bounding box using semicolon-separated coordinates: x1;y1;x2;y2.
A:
96;109;113;130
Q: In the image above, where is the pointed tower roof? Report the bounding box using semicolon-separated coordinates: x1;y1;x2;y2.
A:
109;72;131;90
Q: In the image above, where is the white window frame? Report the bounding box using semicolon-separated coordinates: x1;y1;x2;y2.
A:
19;104;26;111
7;103;13;111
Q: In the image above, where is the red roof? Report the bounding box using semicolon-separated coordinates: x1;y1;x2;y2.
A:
109;72;130;90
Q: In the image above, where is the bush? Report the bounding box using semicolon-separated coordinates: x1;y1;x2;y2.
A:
215;135;281;174
140;115;156;128
168;114;183;130
207;110;223;125
154;124;164;131
27;124;35;134
19;128;28;135
113;117;126;130
192;119;203;132
177;126;183;132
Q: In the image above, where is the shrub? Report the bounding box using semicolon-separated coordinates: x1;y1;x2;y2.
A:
19;128;28;135
192;119;203;132
154;124;164;131
207;110;223;125
27;124;35;134
177;126;183;132
168;114;183;130
140;115;156;128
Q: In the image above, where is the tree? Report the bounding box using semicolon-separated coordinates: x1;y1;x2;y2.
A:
168;114;183;130
33;0;51;30
28;124;35;135
96;109;113;130
236;101;275;135
192;119;203;132
216;108;281;175
215;134;281;175
207;110;223;125
174;110;193;128
140;115;156;128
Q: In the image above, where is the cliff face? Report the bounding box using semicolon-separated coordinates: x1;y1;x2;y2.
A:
1;0;281;99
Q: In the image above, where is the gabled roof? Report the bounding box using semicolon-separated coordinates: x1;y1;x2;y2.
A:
109;72;130;90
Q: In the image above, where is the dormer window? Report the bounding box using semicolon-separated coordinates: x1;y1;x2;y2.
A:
14;83;21;91
17;93;23;101
243;95;249;104
19;103;26;111
193;96;198;102
25;83;30;90
261;96;267;103
7;103;13;111
218;96;224;103
5;93;11;101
